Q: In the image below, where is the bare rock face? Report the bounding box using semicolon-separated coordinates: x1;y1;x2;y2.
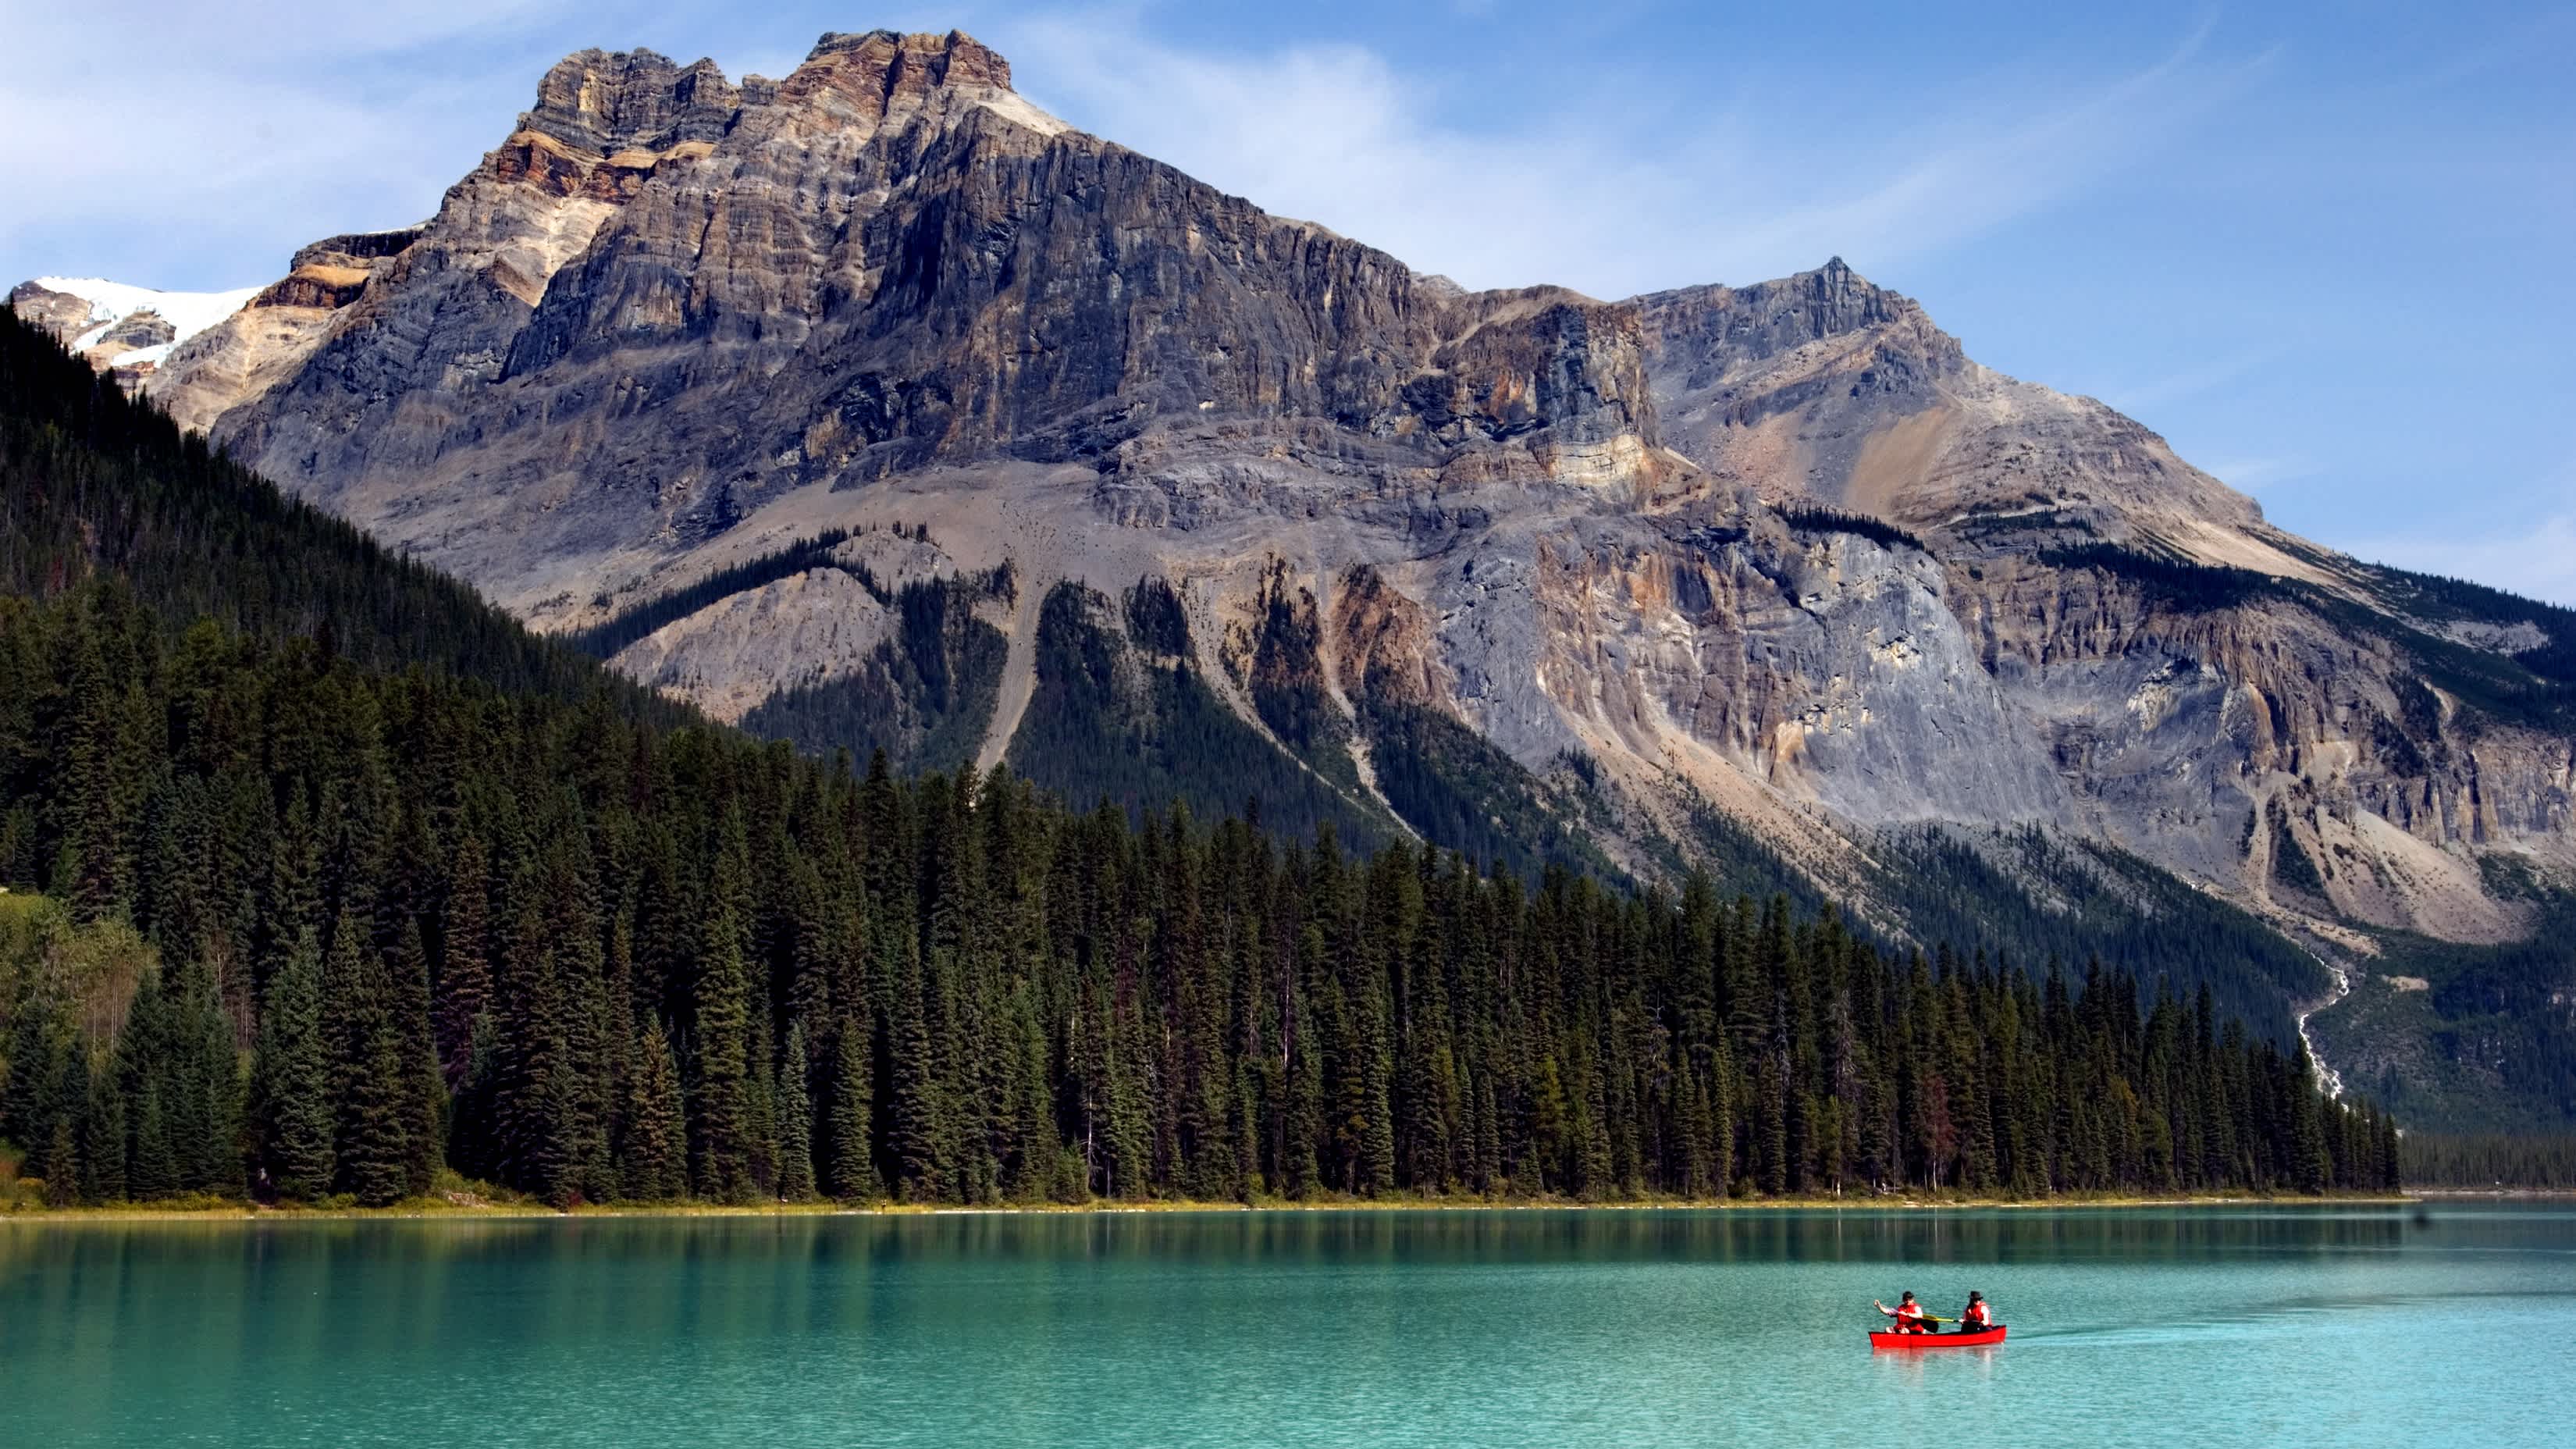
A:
80;308;176;358
25;30;2571;984
1946;551;2571;942
1635;260;2268;550
603;529;953;723
611;568;896;724
7;281;98;343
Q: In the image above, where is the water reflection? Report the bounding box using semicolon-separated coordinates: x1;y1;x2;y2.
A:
0;1205;2565;1449
0;1202;2515;1291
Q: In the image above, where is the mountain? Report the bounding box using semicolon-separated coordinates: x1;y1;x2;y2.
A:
0;304;2393;1209
15;29;2572;1131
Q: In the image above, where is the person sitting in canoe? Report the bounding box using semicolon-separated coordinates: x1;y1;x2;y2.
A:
1956;1292;1993;1333
1874;1293;1934;1333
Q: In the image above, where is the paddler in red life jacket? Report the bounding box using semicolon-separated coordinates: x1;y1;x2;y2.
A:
1956;1291;1993;1333
1874;1293;1932;1333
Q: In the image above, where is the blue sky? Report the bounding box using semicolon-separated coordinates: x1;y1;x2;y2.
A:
4;0;2570;601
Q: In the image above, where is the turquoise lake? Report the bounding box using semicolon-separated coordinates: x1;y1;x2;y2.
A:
2;1205;2566;1447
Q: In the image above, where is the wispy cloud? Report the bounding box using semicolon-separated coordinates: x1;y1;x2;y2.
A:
2104;346;2290;415
992;8;2258;296
2334;454;2576;605
2201;455;2316;493
0;0;602;288
2342;514;2576;607
1;1;2259;301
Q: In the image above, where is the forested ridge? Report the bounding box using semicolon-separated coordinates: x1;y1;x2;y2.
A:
0;576;2397;1207
0;309;669;720
0;305;2398;1209
2400;1133;2576;1189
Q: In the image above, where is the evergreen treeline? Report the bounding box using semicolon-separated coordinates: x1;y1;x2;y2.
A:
2036;544;2278;612
2043;539;2574;735
1004;582;1393;850
564;524;991;668
2400;1133;2576;1189
0;309;658;717
2361;882;2576;1134
1778;504;1926;554
563;529;872;660
1869;828;2330;1044
2360;564;2576;689
0;579;2396;1207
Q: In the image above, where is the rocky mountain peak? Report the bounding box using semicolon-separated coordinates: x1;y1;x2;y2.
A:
521;48;741;158
802;28;1012;88
1633;258;1955;376
1786;256;1909;336
776;28;1024;129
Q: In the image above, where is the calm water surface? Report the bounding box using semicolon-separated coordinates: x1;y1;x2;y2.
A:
2;1205;2566;1447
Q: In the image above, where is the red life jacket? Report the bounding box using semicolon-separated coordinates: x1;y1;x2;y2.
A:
1895;1301;1923;1321
1963;1302;1991;1326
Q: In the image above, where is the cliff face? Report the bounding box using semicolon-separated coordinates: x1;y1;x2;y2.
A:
1634;262;2281;552
1628;263;2573;942
15;31;2574;1100
165;30;1666;619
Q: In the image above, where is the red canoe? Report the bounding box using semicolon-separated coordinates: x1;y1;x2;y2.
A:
1870;1326;2008;1349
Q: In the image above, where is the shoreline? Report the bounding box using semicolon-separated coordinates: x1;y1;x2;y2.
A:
0;1191;2428;1224
2397;1187;2576;1200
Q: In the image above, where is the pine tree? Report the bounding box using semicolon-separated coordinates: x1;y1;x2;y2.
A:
343;1000;414;1207
87;1065;132;1202
322;909;408;1205
1358;981;1398;1197
494;890;577;1203
1282;945;1325;1198
43;1116;79;1207
388;918;442;1196
129;1072;180;1196
1004;984;1055;1201
264;794;320;986
825;1017;881;1202
252;926;333;1200
0;977;69;1154
436;834;492;1091
621;1019;687;1201
743;1006;778;1198
2292;1046;2332;1194
776;1020;816;1201
169;949;244;1194
883;931;941;1200
690;820;755;1202
62;619;130;924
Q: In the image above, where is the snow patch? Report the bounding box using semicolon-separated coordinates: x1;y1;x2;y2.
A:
34;276;259;351
109;343;176;369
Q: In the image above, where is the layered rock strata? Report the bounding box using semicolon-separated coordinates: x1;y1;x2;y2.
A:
11;29;2567;968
